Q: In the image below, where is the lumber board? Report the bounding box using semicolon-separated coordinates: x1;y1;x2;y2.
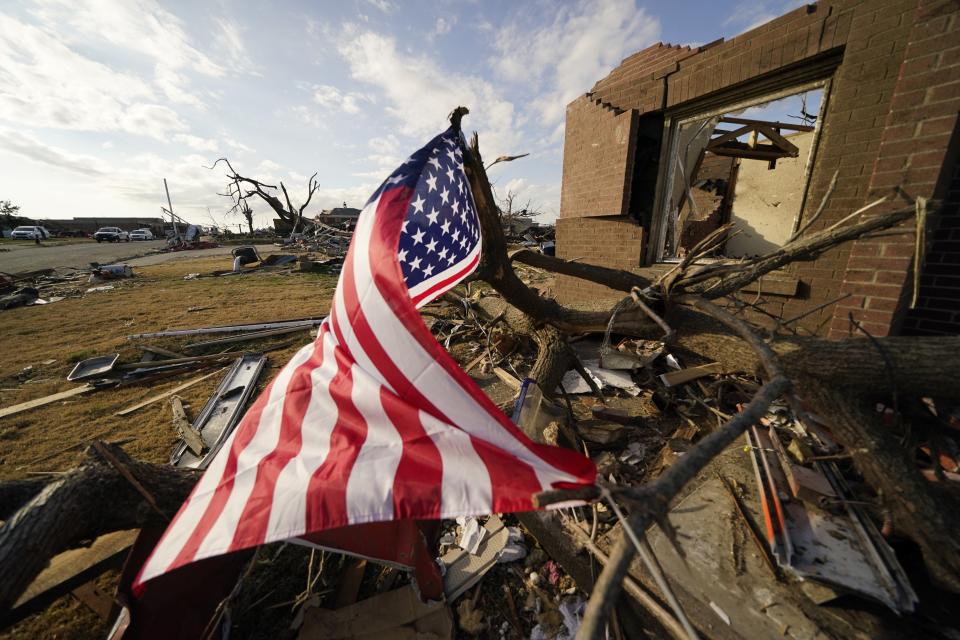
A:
659;362;724;387
4;530;136;627
115;370;222;416
0;384;95;420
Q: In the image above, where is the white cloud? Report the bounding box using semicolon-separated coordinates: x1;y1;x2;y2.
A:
225;139;254;154
213;18;257;75
430;16;454;39
367;135;399;156
493;177;561;221
290;105;328;129
723;1;805;31
332;26;518;157
364;0;395;13
0;127;108;176
365;134;401;169
173;133;219;152
490;0;660;124
30;0;226;108
307;84;371;114
258;159;281;173
0;14;191;140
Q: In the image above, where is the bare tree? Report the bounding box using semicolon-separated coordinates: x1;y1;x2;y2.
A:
497;189;541;234
238;198;254;235
208;158;320;235
1;200;20;229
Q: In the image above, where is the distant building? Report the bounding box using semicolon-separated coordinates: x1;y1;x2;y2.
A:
316;206;361;228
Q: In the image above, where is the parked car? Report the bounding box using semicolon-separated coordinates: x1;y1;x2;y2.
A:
129;228;155;241
10;226;51;240
93;227;130;243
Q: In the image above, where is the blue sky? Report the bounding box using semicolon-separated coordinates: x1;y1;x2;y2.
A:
0;0;802;229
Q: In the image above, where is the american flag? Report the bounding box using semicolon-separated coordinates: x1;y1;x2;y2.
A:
134;127;595;590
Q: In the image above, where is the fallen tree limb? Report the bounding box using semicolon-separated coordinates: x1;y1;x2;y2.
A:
0;443;198;611
578;294;791;640
452;106;960;637
510;249;652;293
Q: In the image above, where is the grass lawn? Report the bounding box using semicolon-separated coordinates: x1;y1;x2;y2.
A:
0;254;337;479
0;254;338;639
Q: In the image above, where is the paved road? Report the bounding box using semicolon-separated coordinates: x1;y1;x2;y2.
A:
0;240;167;273
0;240;277;272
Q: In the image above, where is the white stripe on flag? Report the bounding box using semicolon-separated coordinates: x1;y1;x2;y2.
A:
350;190;580;490
344;364;404;523
420;410;493;518
265;327;341;539
193;343;316;559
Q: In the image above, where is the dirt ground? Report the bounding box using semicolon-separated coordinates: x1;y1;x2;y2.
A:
0;254;337;638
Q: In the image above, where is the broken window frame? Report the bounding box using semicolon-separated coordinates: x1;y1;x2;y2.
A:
646;77;832;265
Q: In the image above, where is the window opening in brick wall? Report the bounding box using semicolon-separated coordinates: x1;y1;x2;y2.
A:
655;85;826;261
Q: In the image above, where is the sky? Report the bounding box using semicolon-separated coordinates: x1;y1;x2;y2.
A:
0;0;804;230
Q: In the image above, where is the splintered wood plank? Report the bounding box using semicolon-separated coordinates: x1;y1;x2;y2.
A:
659;362;724;387
0;384;95;420
170;396;204;456
115;369;222;416
6;530;137;626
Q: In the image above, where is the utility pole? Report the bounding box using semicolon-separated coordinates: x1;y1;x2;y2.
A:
164;178;180;238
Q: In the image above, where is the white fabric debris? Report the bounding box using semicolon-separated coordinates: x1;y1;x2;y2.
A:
457;516;486;555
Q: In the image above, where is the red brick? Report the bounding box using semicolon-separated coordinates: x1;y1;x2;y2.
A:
928;80;960;103
865;296;901;311
843;282;909;299
882;242;919;258
846;254;911;271
918;115;959;137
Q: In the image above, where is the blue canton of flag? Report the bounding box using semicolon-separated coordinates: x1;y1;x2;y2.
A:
376;131;481;307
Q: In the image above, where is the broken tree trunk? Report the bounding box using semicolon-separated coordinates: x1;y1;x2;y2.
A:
0;444;199;612
801;382;960;593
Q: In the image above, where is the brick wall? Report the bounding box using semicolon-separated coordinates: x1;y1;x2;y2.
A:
556;0;960;336
829;0;960;337
554;216;647;307
903;159;960;334
559;97;639;218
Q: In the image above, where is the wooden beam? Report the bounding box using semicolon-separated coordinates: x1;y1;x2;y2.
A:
115;370;223;416
707;124;753;147
706;142;797;160
756;124;799;155
659;362;724;387
720;116;814;132
0;385;95;420
3;530;136;627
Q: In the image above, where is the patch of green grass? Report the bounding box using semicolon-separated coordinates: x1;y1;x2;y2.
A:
66;349;98;363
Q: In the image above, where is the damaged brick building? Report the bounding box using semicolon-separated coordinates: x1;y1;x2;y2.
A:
556;0;960;337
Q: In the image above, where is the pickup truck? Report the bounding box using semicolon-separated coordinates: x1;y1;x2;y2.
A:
93;227;130;243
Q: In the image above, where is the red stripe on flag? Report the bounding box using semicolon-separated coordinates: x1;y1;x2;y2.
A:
305;345;368;531
366;189;594;489
409;251;480;306
361;189;546;507
378;387;443;520
227;326;330;550
167;375;281;571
